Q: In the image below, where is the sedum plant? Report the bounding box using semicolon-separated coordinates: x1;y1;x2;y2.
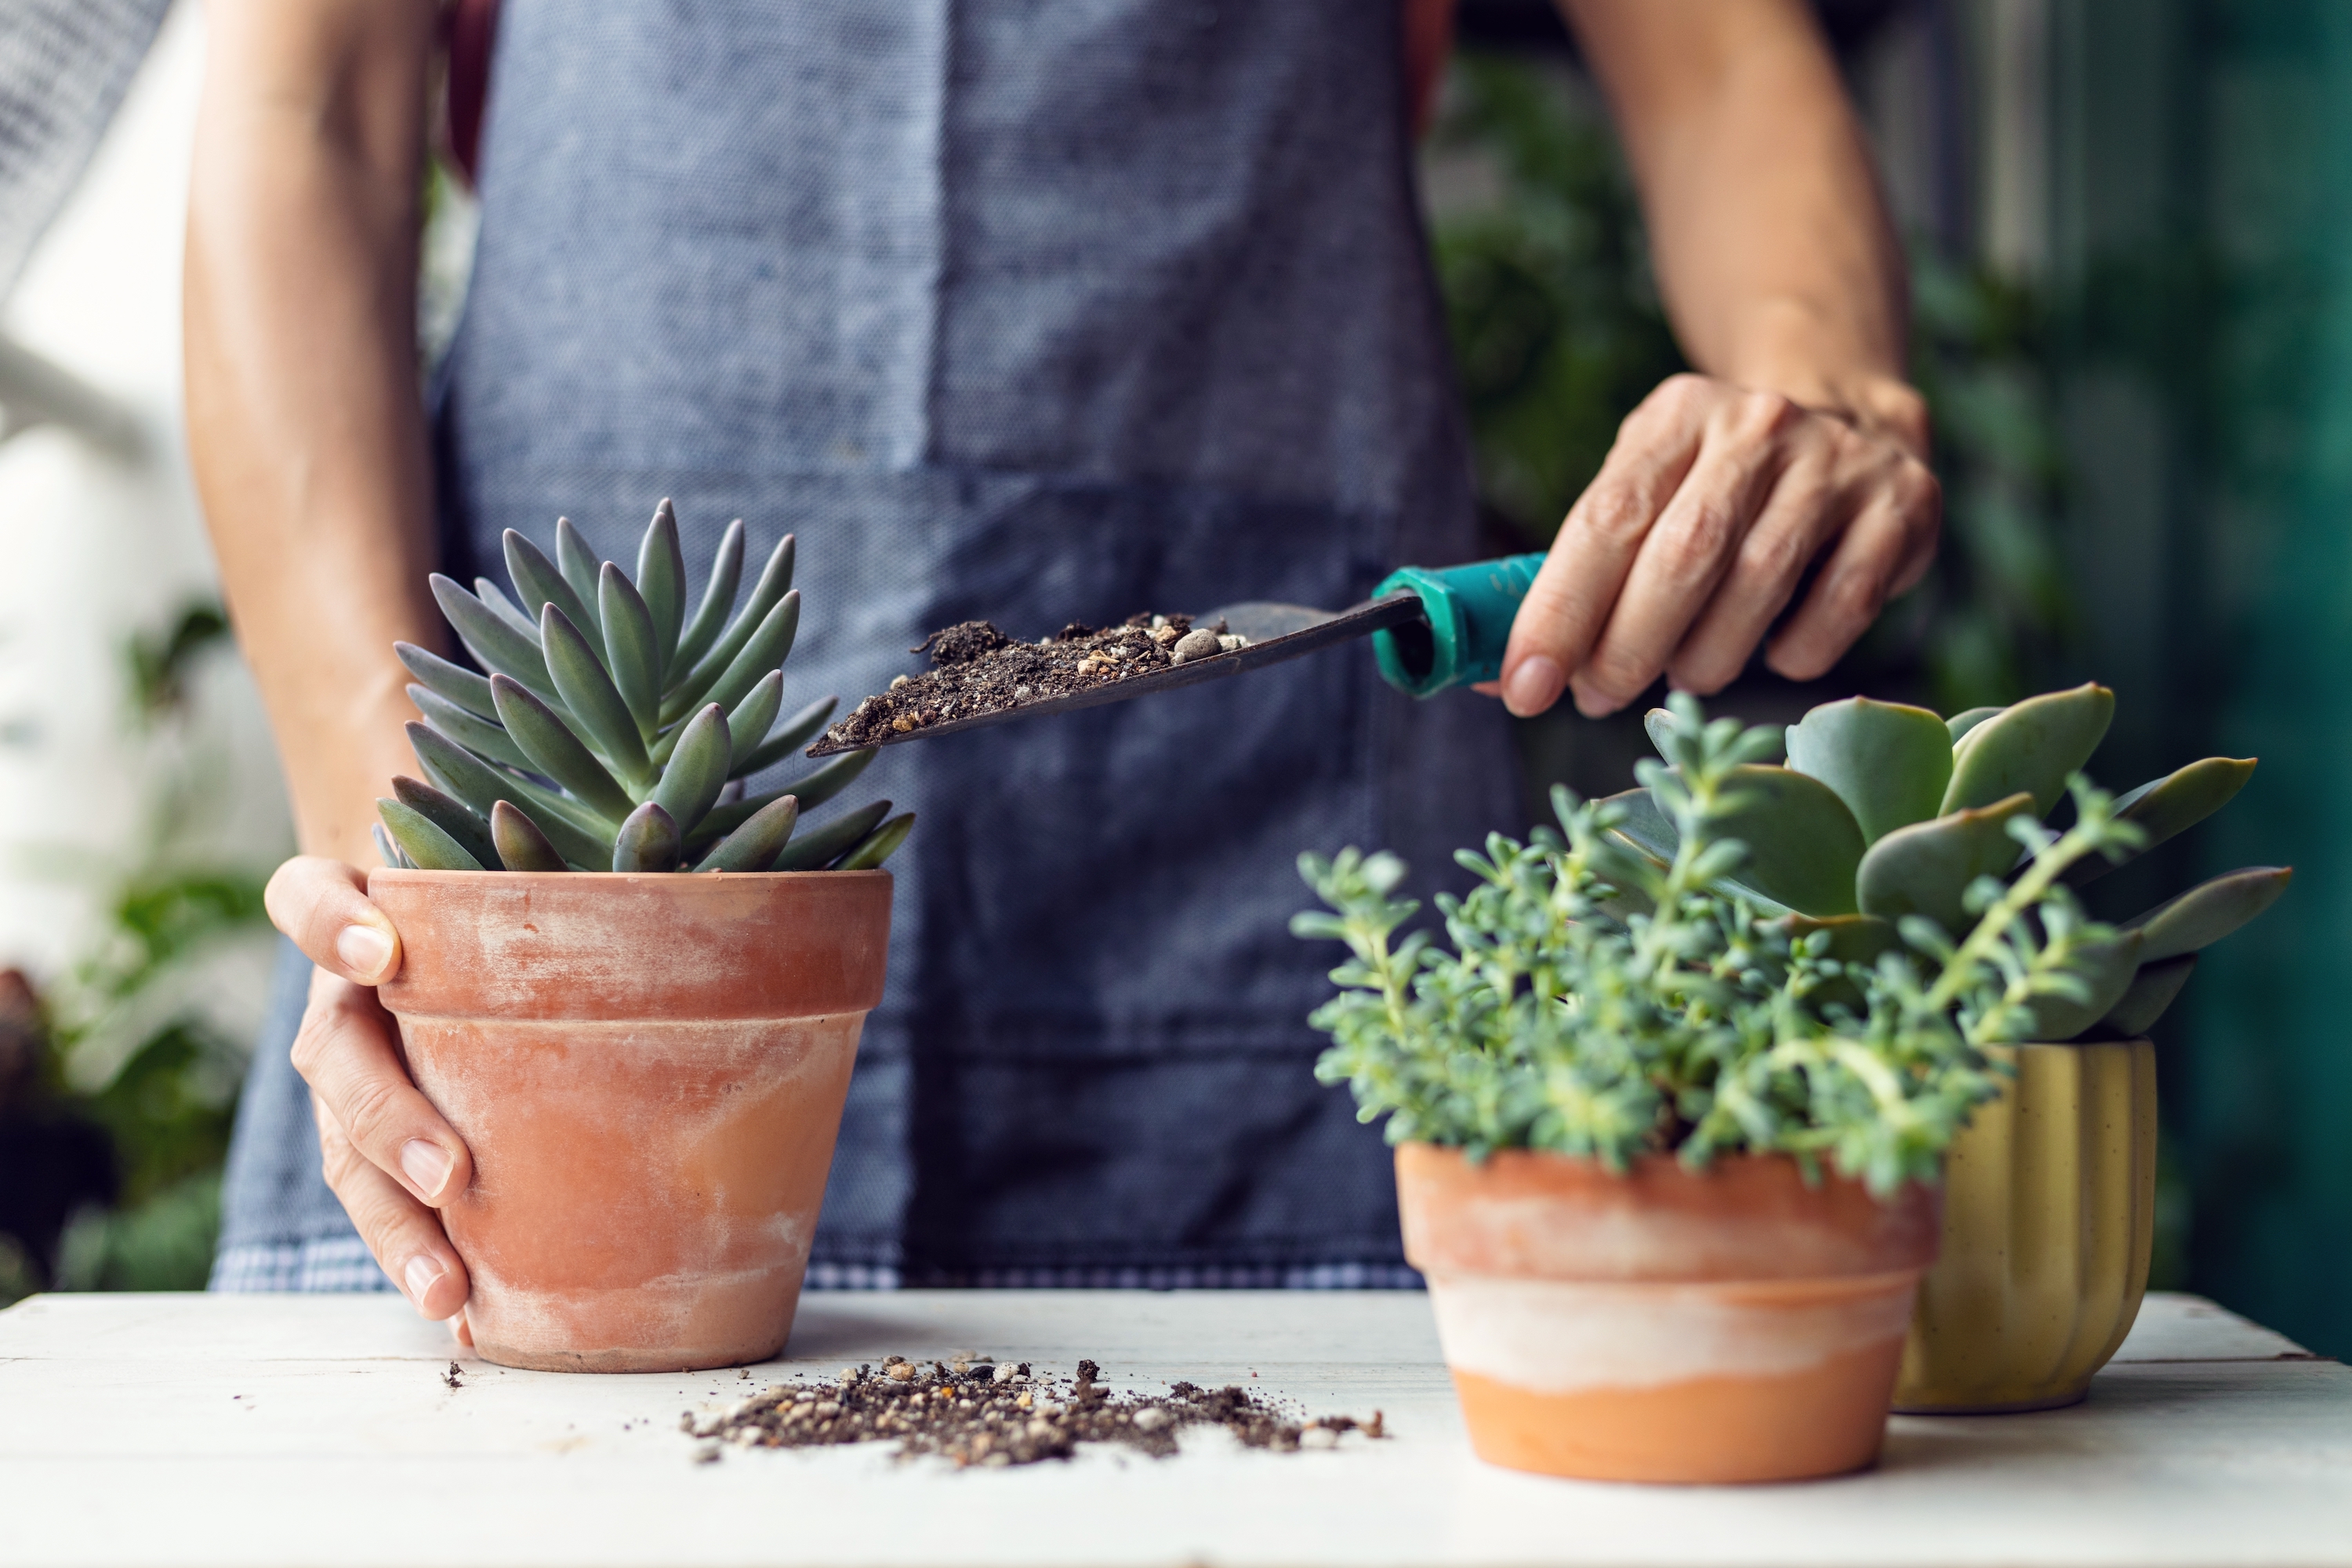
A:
1295;694;2157;1197
1613;684;2288;1040
374;501;913;874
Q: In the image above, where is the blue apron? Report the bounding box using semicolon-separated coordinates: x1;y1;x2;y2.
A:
215;0;1520;1292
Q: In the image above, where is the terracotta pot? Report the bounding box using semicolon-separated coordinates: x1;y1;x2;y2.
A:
1895;1039;2157;1413
1397;1144;1940;1483
370;869;892;1374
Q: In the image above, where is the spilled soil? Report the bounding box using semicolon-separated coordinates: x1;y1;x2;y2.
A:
818;614;1246;750
684;1352;1381;1468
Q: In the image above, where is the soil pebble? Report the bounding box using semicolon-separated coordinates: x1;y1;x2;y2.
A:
820;612;1246;750
684;1356;1383;1468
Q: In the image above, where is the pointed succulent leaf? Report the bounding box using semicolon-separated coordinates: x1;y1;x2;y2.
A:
693;748;880;848
405;722;612;869
2095;953;2197;1039
2067;757;2259;887
372;822;405;869
1693;765;1864;916
597;561;664;731
489;673;638;823
652;703;731;835
836;811;915;871
673;517;746;675
664;533;793;710
724;670;785;778
489;800;568;872
430;575;561;706
1784;697;1952;844
730;695;840;778
663;589;800;727
2020;930;2145;1041
396;642;496;720
475;577;542;642
410;686;534;771
391;775;499;869
695;794;800;873
1857;792;2037;938
612;801;682;873
770;799;891;869
542;604;654;789
1947;706;2003;743
503;529;598;645
637;499;687;666
1941;683;2114;815
376;799;485;872
553;517;604;635
2124;866;2292;962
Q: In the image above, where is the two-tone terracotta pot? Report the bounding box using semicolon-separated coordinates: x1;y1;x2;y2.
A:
1895;1039;2157;1413
1397;1144;1940;1483
370;869;892;1374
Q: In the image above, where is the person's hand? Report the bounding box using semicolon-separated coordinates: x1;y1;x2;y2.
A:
1489;372;1940;718
264;855;474;1326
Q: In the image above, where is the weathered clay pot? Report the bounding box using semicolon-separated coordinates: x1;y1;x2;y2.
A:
1895;1039;2157;1413
370;869;892;1374
1397;1144;1940;1484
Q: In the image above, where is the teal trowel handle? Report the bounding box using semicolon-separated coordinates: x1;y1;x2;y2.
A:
1371;554;1546;697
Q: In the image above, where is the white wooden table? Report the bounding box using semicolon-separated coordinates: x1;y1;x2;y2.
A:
0;1290;2344;1568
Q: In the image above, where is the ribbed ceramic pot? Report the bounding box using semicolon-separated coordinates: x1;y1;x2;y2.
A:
1894;1039;2157;1413
370;869;892;1374
1397;1145;1940;1483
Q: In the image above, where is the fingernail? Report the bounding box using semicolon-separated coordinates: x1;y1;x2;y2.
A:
403;1253;445;1304
1501;655;1563;717
336;923;394;978
401;1138;453;1199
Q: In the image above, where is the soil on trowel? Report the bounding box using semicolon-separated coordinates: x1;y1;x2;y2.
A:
817;613;1250;750
684;1352;1383;1468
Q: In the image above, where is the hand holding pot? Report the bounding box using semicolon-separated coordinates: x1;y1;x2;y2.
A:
264;855;475;1326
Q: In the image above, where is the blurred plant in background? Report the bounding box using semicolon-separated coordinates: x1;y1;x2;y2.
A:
0;599;274;1304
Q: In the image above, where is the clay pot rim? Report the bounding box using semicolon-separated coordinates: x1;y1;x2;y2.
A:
370;868;895;884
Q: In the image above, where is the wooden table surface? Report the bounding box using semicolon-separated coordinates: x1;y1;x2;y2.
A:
0;1289;2344;1568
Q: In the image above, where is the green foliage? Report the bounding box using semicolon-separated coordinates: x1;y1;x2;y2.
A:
383;503;905;875
1296;695;2147;1196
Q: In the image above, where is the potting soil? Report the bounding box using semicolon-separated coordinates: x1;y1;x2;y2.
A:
684;1353;1381;1468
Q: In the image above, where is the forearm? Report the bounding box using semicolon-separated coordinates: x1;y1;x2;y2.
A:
186;0;441;870
1561;0;1922;452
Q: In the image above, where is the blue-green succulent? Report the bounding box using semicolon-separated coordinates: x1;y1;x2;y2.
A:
373;502;912;874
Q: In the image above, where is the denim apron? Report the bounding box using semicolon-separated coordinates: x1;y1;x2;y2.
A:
215;0;1519;1292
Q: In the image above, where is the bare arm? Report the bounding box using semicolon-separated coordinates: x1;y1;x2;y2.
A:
187;0;442;872
189;0;474;1324
1497;0;1938;717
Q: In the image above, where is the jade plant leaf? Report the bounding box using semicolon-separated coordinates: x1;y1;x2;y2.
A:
395;641;496;720
673;517;746;677
376;798;486;872
489;800;568;873
2124;866;2292;962
2096;953;2197;1038
554;517;604;636
1702;765;1865;917
391;775;499;869
503;528;597;647
1856;792;2036;938
724;670;785;779
600;564;662;733
664;533;794;719
637;499;687;666
612;801;682;873
542;604;654;789
770;798;891;869
1784;697;1953;844
409;686;534;772
1946;706;2003;743
489;674;639;824
696;794;800;873
2067;757;2259;887
837;811;916;871
1941;683;2114;815
652;703;731;833
405;722;612;869
730;694;839;779
430;575;561;706
2019;929;2145;1041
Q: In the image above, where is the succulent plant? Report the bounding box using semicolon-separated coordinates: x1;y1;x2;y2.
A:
372;501;911;874
1615;684;2288;1041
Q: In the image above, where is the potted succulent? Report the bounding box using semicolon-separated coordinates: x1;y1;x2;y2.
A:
368;502;910;1374
1628;684;2285;1413
1294;694;2150;1483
